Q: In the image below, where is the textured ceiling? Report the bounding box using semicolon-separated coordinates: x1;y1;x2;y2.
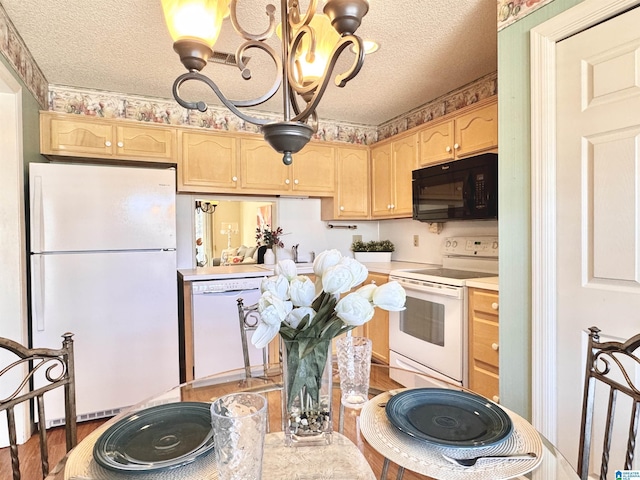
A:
1;0;497;126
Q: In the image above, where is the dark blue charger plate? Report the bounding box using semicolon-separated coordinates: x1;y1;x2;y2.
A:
385;388;513;448
93;401;214;473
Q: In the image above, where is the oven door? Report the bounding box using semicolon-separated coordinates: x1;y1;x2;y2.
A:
389;279;465;383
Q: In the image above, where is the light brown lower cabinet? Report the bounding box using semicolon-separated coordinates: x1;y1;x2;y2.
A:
467;287;500;402
363;273;389;364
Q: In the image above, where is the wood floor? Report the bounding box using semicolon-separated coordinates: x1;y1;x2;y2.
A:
0;419;109;480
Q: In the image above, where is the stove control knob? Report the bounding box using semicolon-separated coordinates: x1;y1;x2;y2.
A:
452;240;458;248
445;240;451;248
492;241;498;249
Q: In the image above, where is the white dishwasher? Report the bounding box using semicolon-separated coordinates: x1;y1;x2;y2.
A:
192;276;264;379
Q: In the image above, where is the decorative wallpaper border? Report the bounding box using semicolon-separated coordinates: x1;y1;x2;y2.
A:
47;85;379;146
0;3;48;108
376;72;498;142
497;0;555;31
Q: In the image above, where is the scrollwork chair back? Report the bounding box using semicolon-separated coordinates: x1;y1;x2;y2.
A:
578;326;640;480
0;333;77;480
237;298;269;379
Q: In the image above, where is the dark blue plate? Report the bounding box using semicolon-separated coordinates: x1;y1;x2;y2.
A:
385;388;513;448
93;402;214;472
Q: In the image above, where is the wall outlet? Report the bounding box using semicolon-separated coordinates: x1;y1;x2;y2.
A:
413;235;419;247
352;234;362;243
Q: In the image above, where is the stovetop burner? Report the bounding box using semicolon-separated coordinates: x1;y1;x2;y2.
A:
409;268;496;280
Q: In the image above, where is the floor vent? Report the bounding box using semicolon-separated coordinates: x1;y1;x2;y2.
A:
209;50;250;67
46;407;123;428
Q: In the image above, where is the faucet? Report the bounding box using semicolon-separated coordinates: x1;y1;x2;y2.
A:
292;244;299;263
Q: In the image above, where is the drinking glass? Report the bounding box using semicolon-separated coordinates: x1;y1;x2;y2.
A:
210;392;267;480
336;336;373;409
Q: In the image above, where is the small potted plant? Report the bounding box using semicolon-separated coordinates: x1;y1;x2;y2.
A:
350;239;395;263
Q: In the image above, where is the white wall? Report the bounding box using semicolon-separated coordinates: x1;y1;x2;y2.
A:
275;198;379;260
379;218;499;264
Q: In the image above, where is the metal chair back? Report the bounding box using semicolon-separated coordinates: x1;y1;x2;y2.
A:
578;326;640;480
0;332;77;480
236;298;269;379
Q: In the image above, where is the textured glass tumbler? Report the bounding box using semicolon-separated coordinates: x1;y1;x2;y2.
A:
336;336;373;409
210;392;267;480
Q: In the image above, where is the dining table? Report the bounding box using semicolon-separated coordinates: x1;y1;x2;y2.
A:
51;363;580;480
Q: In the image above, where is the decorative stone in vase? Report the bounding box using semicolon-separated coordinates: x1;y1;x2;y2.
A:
263;247;276;265
281;337;333;446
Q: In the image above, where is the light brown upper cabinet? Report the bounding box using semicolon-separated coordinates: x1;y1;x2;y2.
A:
178;130;239;192
418;98;498;167
371;132;418;219
239;138;335;196
321;145;369;220
40;112;176;163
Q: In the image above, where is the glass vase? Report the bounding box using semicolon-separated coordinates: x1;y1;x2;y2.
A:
281;337;333;446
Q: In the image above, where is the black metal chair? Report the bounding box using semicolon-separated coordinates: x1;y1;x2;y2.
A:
578;326;640;480
0;332;77;480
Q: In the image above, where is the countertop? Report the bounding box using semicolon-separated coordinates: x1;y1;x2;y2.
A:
178;261;431;282
466;276;499;291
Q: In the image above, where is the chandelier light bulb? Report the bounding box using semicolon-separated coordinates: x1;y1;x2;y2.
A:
162;0;369;165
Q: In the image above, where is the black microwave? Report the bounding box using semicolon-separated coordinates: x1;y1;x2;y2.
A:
412;153;498;222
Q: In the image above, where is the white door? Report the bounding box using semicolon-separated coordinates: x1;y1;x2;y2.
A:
556;5;640;470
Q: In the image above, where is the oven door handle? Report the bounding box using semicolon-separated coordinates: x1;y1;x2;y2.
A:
391;277;463;298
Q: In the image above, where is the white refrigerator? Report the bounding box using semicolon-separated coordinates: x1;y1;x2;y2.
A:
29;162;179;427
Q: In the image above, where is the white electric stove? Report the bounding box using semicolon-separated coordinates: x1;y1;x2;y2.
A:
387;236;498;388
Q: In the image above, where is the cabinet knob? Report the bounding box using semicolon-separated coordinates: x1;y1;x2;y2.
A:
105;141;112;147
117;141;124;148
232;176;238;182
387;204;392;209
390;204;395;209
492;395;500;403
294;179;299;185
454;143;460;150
445;146;451;152
285;179;290;185
491;302;499;310
340;206;345;211
491;343;499;351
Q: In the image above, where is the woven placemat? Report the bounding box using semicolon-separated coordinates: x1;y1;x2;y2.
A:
359;391;543;480
66;424;375;480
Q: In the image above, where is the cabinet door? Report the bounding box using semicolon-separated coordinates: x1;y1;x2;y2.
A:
239;138;289;193
370;143;393;217
44;115;115;157
179;131;238;192
454;101;498;158
116;124;176;162
335;146;369;219
363;273;389;364
291;143;335;195
467;288;500;402
392;133;418;218
418;120;454;166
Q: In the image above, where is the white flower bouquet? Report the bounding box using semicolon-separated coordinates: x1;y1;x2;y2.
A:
251;250;406;413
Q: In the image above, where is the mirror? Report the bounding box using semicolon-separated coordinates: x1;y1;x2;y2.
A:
194;198;276;267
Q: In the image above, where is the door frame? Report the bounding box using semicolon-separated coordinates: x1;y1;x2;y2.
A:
0;60;28;445
530;0;640;442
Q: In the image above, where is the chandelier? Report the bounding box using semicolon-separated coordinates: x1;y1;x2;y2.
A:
161;0;369;165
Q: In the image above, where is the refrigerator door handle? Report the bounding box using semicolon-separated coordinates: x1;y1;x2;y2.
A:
32;175;43;252
32;256;45;331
